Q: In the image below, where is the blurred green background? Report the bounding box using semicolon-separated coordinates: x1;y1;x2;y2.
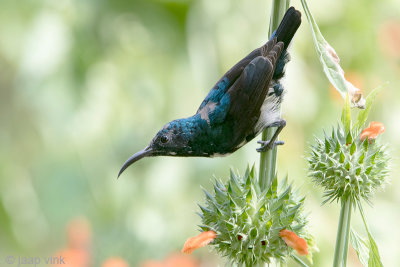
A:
1;0;399;266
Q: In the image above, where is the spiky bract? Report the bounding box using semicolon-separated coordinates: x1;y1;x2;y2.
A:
198;166;310;265
309;124;389;204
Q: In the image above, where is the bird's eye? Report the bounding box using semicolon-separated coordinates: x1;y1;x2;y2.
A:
160;135;169;143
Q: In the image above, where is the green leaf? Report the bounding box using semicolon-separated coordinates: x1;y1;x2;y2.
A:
358;201;384;267
350;142;356;156
346;132;353;146
345;162;351;171
246;189;252;204
325;138;331;153
300;0;365;108
250;164;255;178
202;187;216;203
340;151;345;163
358;154;365;164
350;229;369;266
368;233;384;267
244;165;250;179
335;140;341;153
363;139;369;150
214;184;227;203
355;84;386;130
341;94;352;133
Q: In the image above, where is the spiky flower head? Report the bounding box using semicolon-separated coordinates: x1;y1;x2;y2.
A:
198;166;313;266
308;101;389;204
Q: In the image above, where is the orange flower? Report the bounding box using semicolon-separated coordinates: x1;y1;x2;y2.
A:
102;257;130;267
52;218;92;267
279;229;308;256
67;218;92;250
52;249;90;267
379;20;400;58
181;231;217;254
360;121;385;142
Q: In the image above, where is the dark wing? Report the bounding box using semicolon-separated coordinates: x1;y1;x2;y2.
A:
196;7;300;115
227;39;284;144
195;6;300;126
196;46;267;114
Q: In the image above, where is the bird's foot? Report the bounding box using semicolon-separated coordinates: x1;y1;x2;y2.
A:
256;119;286;152
256;140;285;152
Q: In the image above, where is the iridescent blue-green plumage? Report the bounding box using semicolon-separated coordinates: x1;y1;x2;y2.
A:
119;7;301;177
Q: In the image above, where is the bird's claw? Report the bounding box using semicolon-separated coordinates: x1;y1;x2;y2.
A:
256;140;285;152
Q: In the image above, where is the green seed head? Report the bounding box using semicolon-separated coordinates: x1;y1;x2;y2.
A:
308;124;389;203
199;166;312;265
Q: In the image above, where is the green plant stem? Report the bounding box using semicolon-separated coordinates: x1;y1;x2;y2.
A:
258;0;289;192
258;1;289;267
333;198;353;267
268;0;291;37
291;255;310;267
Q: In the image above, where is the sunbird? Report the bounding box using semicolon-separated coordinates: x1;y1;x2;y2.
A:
119;7;301;177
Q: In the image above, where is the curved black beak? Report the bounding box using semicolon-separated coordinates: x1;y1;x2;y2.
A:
118;146;153;178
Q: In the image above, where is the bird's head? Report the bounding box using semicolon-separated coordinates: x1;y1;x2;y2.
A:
118;120;191;177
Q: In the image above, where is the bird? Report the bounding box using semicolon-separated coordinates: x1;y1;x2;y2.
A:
118;7;301;177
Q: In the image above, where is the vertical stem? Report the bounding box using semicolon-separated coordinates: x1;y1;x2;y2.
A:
258;0;289;192
258;1;289;267
268;0;290;37
291;255;310;267
333;198;352;267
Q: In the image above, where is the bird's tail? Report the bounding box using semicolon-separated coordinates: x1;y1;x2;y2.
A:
273;7;301;50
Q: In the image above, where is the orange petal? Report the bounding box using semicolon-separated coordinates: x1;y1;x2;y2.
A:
181;231;217;254
279;229;309;256
139;260;164;267
360;121;385;142
67;218;92;250
52;249;90;267
165;253;199;267
102;257;130;267
379;20;400;58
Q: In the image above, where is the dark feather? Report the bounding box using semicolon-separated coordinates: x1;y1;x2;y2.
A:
227;39;284;145
197;7;301;114
196;48;266;113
